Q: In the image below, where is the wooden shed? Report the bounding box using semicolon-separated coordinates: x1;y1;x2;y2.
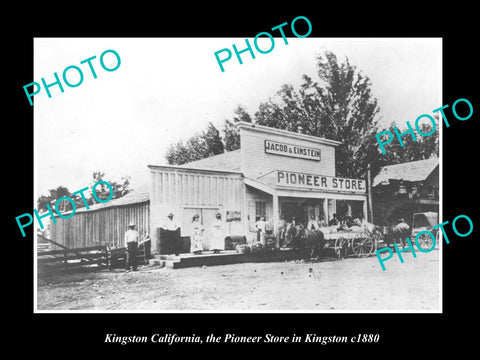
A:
49;189;150;250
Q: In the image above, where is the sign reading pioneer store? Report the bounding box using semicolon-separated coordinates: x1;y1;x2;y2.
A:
276;170;366;194
264;140;321;161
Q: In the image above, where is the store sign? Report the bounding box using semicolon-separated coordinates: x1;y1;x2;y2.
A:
264;140;321;161
276;170;366;193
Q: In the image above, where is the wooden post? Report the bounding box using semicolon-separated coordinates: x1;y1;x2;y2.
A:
272;193;279;238
272;193;279;249
323;198;329;225
367;163;374;222
63;249;68;272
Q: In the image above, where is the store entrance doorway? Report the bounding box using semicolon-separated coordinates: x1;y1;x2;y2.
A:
280;198;326;227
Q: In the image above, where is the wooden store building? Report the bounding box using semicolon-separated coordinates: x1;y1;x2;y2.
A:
148;122;368;254
371;157;439;226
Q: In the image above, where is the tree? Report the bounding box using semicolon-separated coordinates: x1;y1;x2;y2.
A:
165;140;191;165
37;186;75;212
165;122;224;165
255;51;382;179
223;105;252;151
202;122;225;156
112;175;132;198
89;171;132;202
373;118;439;175
36;171;132;213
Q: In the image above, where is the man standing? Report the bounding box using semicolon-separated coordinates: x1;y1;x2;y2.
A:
255;216;272;246
317;215;327;227
276;214;287;249
125;221;139;272
393;218;410;248
307;215;320;230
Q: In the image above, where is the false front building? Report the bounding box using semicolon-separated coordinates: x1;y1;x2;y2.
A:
148;122;368;254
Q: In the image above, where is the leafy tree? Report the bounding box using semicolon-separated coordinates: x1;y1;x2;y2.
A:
373;117;439;175
164;50;439;175
165;140;191;165
37;186;75;212
223;105;252;151
37;172;132;212
112;175;132;198
89;171;132;202
166;122;224;165
202;122;225;157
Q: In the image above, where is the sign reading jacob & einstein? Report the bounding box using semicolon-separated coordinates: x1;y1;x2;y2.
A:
264;140;321;161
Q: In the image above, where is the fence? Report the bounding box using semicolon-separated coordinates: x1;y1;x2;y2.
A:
38;245;109;274
37;235;150;274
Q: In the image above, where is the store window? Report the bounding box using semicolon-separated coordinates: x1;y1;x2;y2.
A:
255;201;266;221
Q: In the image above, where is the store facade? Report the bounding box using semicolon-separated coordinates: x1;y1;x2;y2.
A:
148;122;368;254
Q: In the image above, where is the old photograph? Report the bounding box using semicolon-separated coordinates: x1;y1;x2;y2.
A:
33;37;442;312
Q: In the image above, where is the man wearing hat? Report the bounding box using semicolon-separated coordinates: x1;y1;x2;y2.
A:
162;212;179;231
393;218;410;248
125;221;139;272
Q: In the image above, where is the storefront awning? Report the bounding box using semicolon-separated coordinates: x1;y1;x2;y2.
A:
244;176;368;201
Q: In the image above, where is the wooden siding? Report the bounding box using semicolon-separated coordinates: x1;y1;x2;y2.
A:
149;166;245;253
50;202;150;250
245;186;272;234
239;125;337;180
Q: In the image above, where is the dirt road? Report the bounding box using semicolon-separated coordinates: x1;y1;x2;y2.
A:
36;249;440;311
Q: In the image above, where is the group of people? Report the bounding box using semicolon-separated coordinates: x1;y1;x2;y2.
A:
254;214;329;249
157;212;226;255
327;213;364;228
189;212;225;255
254;213;367;250
123;212;226;272
123;210;372;271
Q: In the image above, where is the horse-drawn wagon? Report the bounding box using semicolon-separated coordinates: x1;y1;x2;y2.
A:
284;221;380;260
321;223;380;259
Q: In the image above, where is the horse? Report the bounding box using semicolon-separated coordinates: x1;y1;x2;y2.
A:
284;223;300;249
284;224;325;261
303;227;326;260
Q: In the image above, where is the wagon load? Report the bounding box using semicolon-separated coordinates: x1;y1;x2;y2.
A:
320;222;379;259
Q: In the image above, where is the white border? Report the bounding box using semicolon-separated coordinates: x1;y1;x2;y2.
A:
33;37;443;314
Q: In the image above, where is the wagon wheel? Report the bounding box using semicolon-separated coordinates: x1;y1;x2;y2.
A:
334;237;349;259
416;232;435;251
351;233;374;257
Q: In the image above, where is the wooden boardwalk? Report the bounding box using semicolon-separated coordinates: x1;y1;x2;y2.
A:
149;249;301;269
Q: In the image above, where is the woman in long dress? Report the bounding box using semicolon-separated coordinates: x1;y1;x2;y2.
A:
210;212;225;253
190;214;204;254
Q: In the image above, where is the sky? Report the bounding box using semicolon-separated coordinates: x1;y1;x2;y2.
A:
34;37;441;197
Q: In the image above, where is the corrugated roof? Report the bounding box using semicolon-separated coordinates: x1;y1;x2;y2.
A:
372;157;439;187
180;149;242;172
